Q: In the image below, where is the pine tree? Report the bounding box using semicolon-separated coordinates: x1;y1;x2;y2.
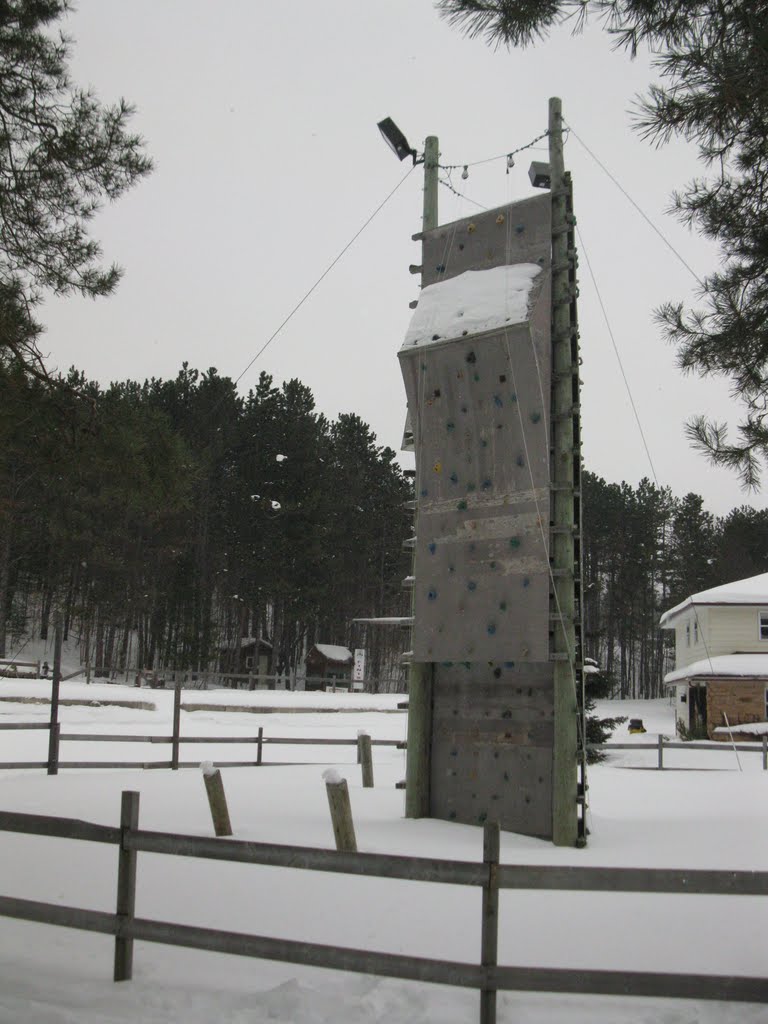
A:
0;1;152;374
436;0;768;486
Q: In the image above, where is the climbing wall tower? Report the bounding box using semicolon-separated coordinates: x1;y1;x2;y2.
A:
401;100;584;844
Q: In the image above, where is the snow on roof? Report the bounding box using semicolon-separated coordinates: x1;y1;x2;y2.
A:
664;653;768;684
399;264;542;351
660;572;768;626
219;636;272;650
713;722;768;736
312;644;353;663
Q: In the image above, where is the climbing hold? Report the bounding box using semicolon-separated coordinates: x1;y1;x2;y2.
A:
420;488;428;497
432;334;440;341
516;454;525;467
457;499;467;510
482;479;492;490
495;214;505;225
530;410;541;423
493;395;503;408
473;373;480;382
467;223;476;233
515;223;524;234
447;422;455;432
487;623;497;635
493;667;502;679
467;580;477;591
461;330;469;336
460;404;467;413
489;560;497;569
467;482;476;492
436;264;446;273
480;439;488;448
466;351;476;364
433;461;442;473
499;374;506;383
499;600;507;611
509;537;521;548
427;588;437;601
433;388;441;398
522;577;530;588
428;542;436;554
449;471;458;483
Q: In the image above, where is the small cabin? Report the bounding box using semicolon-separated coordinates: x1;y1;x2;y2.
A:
305;644;353;690
661;572;768;739
218;636;272;677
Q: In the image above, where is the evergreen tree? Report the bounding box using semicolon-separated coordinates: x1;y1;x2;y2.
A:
0;1;152;374
436;0;768;486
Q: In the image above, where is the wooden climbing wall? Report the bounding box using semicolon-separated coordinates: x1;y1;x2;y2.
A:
400;195;555;838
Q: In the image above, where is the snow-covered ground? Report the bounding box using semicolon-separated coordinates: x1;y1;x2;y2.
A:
0;685;765;1023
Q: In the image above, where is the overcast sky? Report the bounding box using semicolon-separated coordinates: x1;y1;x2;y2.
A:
39;0;762;518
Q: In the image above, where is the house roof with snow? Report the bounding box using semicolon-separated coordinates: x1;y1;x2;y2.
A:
310;644;353;664
659;572;768;627
664;653;768;685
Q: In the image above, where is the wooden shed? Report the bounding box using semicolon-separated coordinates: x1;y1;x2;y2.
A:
305;644;353;689
218;636;272;676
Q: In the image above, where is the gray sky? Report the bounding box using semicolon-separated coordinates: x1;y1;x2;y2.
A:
40;0;761;517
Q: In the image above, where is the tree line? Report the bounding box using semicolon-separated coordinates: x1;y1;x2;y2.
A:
0;362;413;682
582;472;768;698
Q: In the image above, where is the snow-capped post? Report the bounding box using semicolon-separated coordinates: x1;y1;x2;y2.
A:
480;820;500;1024
171;679;182;770
357;731;374;788
201;762;233;836
46;614;63;775
323;770;357;852
114;790;140;982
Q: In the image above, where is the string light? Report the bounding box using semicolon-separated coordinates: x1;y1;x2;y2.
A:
439;128;550;172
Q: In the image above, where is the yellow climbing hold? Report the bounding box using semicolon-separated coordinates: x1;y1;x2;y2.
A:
433;461;442;473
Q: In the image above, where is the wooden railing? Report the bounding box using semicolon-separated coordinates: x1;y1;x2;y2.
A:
591;734;768;770
0;718;401;773
0;792;765;1023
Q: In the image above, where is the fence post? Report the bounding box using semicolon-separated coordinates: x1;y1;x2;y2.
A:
256;726;263;766
324;772;357;852
480;821;500;1024
47;616;63;775
171;680;181;770
658;733;664;771
114;790;140;982
201;763;233;836
763;735;767;772
358;732;374;788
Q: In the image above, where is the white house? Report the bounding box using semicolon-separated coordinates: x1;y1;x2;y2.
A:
660;572;768;738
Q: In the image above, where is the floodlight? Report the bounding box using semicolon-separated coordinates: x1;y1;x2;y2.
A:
529;161;551;189
378;117;417;163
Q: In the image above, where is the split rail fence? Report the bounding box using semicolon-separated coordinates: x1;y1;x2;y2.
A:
0;791;765;1024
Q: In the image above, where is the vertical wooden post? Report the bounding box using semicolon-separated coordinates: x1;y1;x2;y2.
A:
256;726;263;766
114;790;140;982
422;135;439;234
86;661;91;685
657;733;664;770
324;773;357;852
762;735;767;771
47;616;63;775
171;680;181;770
202;764;233;836
405;661;433;817
358;732;374;788
549;96;580;847
480;821;500;1024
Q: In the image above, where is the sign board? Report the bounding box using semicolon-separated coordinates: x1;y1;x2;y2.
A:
353;649;366;682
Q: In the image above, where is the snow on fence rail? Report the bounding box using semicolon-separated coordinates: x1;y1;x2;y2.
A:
591;735;768;770
0;791;765;1024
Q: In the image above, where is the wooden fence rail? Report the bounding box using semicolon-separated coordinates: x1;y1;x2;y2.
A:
590;734;768;770
0;795;765;1022
0;713;402;772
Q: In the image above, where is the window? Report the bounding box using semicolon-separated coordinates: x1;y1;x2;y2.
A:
693;618;699;644
759;611;768;641
686;622;691;647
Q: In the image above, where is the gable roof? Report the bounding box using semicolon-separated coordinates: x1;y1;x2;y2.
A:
660;572;768;627
310;644;353;664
